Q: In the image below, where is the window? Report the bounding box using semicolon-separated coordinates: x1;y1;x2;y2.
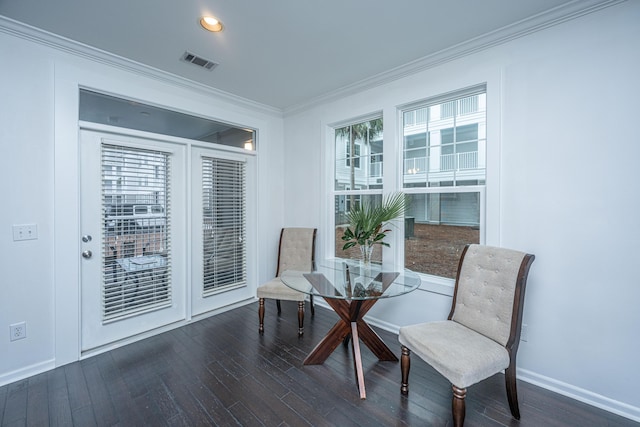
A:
333;117;383;260
329;87;485;280
402;86;486;278
80;89;256;150
202;156;247;294
101;144;171;321
345;142;361;168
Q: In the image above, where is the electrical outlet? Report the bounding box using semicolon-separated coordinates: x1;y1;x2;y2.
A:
520;323;529;342
10;322;26;341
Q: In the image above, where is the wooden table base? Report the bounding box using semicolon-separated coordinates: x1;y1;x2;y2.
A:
303;297;398;399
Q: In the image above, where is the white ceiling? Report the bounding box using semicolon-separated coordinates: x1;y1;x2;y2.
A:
0;0;616;111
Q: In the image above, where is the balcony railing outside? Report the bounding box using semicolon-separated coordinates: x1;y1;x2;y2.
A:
404;95;480;127
440;96;480;119
404;157;427;174
440;151;478;171
404;151;479;174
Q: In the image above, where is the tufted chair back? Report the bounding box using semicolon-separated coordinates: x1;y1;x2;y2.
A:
399;243;534;426
450;244;528;347
276;228;317;276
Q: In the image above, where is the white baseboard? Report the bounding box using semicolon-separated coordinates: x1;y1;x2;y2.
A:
4;302;638;424
0;359;56;387
294;301;640;423
1;298;258;387
517;368;640;423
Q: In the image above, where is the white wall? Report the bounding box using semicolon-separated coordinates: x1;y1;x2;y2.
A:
1;1;638;421
0;20;285;384
283;1;640;421
0;26;57;382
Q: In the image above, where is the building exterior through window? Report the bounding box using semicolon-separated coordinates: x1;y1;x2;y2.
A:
331;85;486;280
334;118;384;261
402;87;486;278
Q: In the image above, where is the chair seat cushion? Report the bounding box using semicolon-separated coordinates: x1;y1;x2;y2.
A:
399;320;510;389
257;278;308;301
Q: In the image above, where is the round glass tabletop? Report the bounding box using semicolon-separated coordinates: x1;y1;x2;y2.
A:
281;259;421;300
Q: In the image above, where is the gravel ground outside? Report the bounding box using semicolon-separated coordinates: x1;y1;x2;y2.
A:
335;223;479;279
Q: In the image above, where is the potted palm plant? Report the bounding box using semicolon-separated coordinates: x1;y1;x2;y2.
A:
341;192;406;265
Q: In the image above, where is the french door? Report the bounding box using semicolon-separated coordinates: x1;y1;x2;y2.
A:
80;130;187;351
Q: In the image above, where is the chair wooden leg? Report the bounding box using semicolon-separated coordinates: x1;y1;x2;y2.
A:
505;362;521;419
297;301;304;336
400;345;411;395
452;385;466;427
310;294;315;316
276;299;282;314
258;298;265;334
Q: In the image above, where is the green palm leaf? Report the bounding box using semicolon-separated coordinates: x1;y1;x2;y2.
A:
341;192;406;251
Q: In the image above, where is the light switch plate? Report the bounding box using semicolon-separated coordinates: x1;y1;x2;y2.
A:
12;224;38;241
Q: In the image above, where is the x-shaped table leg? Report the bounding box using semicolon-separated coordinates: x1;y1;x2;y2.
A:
303;296;397;399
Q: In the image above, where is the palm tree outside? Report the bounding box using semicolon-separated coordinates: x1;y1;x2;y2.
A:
335;118;383;215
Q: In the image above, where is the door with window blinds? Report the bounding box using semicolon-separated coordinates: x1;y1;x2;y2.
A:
80;130;186;351
191;148;248;316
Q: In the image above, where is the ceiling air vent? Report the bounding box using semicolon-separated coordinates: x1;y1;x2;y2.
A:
181;51;218;71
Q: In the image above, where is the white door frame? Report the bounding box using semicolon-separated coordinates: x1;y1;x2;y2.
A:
79;129;188;352
53;65;262;366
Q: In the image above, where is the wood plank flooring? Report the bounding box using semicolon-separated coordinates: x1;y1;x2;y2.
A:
0;301;636;426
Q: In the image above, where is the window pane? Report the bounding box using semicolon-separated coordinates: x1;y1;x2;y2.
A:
102;144;171;321
404;192;480;278
334;194;384;262
335;119;383;191
202;157;247;294
80;90;256;150
403;94;485;188
401;88;485;279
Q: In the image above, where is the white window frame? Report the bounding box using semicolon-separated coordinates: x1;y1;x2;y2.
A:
322;78;500;296
329;114;384;260
397;84;487;286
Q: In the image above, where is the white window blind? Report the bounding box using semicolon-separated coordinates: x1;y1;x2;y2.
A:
101;144;171;321
202;156;247;294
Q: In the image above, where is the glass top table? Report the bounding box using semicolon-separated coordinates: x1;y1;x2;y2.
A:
281;259;420;301
281;259;420;399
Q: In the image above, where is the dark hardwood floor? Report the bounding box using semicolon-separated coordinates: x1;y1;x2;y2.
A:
0;301;636;426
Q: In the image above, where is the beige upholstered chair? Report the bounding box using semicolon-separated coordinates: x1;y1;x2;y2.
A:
399;244;535;427
257;228;317;336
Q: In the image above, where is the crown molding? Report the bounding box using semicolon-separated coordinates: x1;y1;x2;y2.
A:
0;15;283;118
283;0;626;116
0;0;625;118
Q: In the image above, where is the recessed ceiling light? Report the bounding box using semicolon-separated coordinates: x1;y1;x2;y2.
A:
200;16;224;33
